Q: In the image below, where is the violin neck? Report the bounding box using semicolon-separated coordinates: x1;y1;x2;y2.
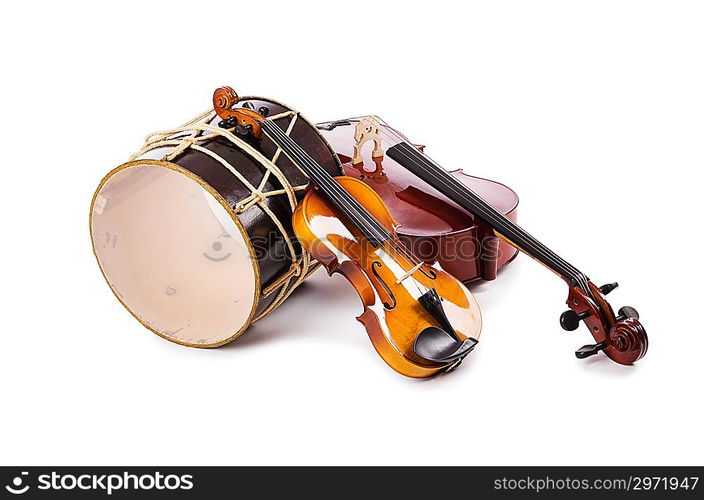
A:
261;120;390;246
386;141;587;286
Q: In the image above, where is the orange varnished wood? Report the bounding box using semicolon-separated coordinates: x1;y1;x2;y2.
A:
293;176;482;378
213;86;264;139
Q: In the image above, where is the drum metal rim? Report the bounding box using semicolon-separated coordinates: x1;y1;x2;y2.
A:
89;159;262;348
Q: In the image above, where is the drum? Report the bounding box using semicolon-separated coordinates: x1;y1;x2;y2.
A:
90;97;341;347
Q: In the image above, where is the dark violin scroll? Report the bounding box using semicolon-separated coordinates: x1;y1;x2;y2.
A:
564;282;647;365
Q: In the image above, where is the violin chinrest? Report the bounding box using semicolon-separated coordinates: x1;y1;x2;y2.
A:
413;326;478;364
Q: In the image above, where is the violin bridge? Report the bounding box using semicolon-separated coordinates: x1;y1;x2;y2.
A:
352;116;384;165
395;261;425;285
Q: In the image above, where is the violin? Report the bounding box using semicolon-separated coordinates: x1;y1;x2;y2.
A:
214;87;482;378
317;117;520;283
373;126;648;364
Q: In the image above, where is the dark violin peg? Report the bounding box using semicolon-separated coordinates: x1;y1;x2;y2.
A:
258;106;270;116
575;341;607;359
235;123;253;137
616;306;639;321
218;117;237;129
242;101;254;110
560;310;590;331
599;282;619;295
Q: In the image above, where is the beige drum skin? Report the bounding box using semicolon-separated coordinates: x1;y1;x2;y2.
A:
91;161;259;347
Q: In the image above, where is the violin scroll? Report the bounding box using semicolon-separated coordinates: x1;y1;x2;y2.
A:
213;86;239;114
564;282;648;365
607;317;648;363
213;86;264;139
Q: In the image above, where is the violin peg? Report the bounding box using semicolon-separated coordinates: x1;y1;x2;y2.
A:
575;341;607;359
599;282;619;295
560;310;590;331
616;306;639;321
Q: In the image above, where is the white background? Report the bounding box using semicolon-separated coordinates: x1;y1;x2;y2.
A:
1;1;702;466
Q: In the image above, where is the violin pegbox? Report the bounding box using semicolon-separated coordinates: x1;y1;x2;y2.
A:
563;281;648;365
213;86;264;139
242;101;270;117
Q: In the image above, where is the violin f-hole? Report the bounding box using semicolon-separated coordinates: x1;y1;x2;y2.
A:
418;263;437;280
371;261;397;310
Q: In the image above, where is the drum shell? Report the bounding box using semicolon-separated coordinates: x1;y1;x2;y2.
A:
157;99;340;316
91;97;341;346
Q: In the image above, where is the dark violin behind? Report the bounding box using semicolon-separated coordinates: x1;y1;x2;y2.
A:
318;117;520;284
318;115;647;365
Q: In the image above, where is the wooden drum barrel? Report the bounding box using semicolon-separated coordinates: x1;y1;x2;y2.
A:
90;97;341;347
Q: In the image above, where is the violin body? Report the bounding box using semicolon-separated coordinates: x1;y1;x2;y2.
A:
318;119;520;283
293;176;482;378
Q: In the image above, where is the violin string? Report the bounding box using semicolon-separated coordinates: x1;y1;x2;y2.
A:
371;122;589;290
315;117;588;291
375;123;575;267
317;117;591;294
391;141;589;290
267;121;416;263
264;124;382;239
371;123;561;268
264;121;391;244
325;117;578;291
264;120;431;297
267;120;415;255
371;125;590;292
321;119;443;270
383;140;566;269
266;121;431;299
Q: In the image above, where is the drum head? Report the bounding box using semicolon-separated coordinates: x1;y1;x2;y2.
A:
90;160;259;347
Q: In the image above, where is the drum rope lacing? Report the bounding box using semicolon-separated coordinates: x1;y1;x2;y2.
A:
129;104;323;323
